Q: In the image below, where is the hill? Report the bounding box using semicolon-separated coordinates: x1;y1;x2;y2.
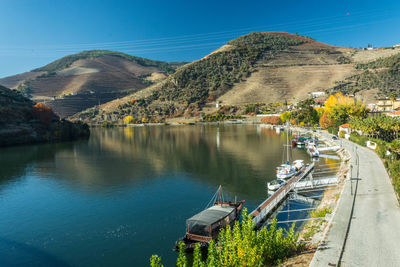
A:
0;50;184;117
0;85;89;146
329;52;400;98
75;32;363;123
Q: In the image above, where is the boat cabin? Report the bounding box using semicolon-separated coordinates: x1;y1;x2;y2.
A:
176;186;244;250
186;204;238;242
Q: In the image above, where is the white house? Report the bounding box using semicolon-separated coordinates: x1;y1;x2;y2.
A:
338;123;351;139
310;91;325;98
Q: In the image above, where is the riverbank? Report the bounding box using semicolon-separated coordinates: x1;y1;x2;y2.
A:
279;128;351;266
0;86;90;147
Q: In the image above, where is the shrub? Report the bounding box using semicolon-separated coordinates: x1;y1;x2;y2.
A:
261;116;282;125
123;115;134;124
151;209;301;266
32;103;56;125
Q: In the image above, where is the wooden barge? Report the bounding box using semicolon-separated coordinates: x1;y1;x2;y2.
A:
175;186;244;250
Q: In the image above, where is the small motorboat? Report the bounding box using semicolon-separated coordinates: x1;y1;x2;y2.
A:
292;159;305;170
296;137;306;147
267;179;286;191
307;145;320;157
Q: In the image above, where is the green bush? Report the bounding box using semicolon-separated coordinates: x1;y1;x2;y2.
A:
389;160;400;197
151;209;302;266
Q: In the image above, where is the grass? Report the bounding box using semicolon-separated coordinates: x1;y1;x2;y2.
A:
301;206;333;240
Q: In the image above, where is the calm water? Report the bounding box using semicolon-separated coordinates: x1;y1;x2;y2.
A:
0;124;338;266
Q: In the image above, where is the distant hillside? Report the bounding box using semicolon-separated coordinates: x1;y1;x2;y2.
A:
0;50;184;117
75;32;360;123
0;85;89;146
329;52;400;98
33;50;180;74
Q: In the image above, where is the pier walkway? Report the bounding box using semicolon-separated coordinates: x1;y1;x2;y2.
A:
250;163;314;226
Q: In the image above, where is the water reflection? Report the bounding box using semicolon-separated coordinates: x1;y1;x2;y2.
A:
0;125;313;199
0;125;339;267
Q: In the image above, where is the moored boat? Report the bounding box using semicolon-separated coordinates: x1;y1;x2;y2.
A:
267;179;286;191
175;186;244;251
296;137;306;147
307;145;320;157
292;159;305;170
276;163;297;179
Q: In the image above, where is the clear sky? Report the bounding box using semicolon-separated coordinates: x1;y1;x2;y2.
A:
0;0;399;77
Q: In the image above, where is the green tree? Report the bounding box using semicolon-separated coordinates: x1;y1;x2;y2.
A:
150;255;164;267
176;241;188;267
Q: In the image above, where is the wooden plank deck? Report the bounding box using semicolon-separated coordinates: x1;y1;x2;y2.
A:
250;163;315;226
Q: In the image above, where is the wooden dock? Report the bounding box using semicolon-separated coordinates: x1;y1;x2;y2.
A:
250;163;315;226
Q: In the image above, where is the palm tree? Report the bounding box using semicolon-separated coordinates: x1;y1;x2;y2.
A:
389;92;398;111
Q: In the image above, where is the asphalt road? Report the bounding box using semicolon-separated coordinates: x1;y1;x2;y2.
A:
311;136;400;267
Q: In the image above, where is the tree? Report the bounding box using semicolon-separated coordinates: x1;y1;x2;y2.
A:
389;92;397;110
150;255;163;267
123;115;134;124
32;102;55;125
280;111;292;123
192;243;203;267
261;116;282;125
293;98;320;125
176;241;187;267
323;93;367;127
150;208;301;266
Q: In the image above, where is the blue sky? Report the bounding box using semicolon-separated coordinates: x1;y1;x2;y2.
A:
0;0;399;77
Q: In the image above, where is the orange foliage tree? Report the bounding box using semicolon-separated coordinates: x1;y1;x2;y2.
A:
32;103;55;125
319;111;334;129
261;116;282;125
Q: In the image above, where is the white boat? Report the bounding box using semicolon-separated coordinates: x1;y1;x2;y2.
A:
307;145;320;157
292;159;305;170
275;122;301;179
276;163;297;179
267;179;286;191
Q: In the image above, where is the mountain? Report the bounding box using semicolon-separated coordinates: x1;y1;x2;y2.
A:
0;50;184;117
74;32;375;123
0;85;89;146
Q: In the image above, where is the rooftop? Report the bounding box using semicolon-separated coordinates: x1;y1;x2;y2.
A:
187;205;235;226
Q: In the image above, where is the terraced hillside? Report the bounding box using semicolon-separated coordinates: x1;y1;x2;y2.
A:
0;50;183;117
330;52;400;98
75;32;360;123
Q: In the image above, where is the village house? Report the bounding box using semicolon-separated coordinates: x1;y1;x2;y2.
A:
339;123;350;134
309;91;325;98
338;123;353;139
376;98;400;113
388;110;400;117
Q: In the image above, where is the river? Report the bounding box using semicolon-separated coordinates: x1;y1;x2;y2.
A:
0;124;339;266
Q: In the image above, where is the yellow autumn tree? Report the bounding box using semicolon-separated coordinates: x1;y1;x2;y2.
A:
123;115;134;124
323;92;367;128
